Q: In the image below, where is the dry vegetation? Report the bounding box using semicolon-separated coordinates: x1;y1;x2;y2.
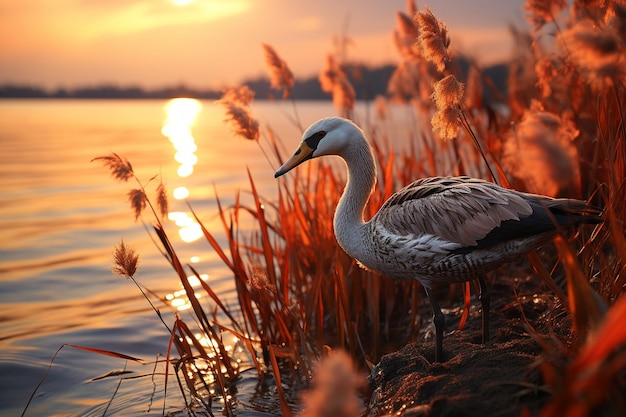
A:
60;0;626;416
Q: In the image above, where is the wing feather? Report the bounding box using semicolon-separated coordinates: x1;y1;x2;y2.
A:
375;177;533;247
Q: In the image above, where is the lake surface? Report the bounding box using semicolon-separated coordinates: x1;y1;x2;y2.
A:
0;98;422;415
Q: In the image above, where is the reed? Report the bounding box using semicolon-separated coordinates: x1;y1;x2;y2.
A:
90;0;624;415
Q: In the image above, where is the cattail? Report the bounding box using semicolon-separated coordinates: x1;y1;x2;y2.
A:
524;0;567;30
92;153;134;182
128;188;147;220
299;351;365;417
560;19;625;83
415;7;451;72
262;44;295;99
112;240;139;279
430;74;464;140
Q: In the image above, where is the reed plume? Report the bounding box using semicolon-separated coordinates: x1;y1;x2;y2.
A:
609;3;626;45
262;43;295;99
560;19;626;84
112;240;139;279
415;7;451;72
431;73;464;108
388;3;438;110
216;86;261;141
464;64;484;109
430;74;464;140
503;102;580;196
91;153;134;182
374;95;389;120
535;57;558;98
221;102;261;141
405;0;417;19
393;11;420;60
156;181;168;219
524;0;567;30
128;188;147;220
318;54;355;116
220;85;255;105
299;351;364;417
93;152;167;223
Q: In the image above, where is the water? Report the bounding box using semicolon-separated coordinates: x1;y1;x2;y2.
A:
0;98;420;415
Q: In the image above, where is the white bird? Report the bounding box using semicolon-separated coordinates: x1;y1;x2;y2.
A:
274;117;602;361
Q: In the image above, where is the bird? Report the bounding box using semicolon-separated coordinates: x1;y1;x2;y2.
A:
274;117;603;362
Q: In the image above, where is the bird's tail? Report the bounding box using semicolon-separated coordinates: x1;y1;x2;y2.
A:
546;198;604;226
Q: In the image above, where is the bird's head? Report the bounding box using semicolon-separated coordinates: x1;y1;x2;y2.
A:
274;117;363;178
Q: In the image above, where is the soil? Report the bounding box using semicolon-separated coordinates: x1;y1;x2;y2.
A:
365;274;564;417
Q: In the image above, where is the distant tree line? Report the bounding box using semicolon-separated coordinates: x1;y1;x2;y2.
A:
0;62;507;101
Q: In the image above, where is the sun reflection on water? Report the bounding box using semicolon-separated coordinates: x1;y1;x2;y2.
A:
167;211;203;243
162;98;202;178
164;273;208;310
162;98;203;245
160;98;249;376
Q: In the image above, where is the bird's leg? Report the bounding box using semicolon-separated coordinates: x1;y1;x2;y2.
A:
424;287;445;362
477;276;490;344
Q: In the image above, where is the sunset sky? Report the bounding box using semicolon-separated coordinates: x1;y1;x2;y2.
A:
0;0;527;90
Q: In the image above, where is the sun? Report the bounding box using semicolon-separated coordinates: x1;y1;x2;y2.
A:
171;0;197;6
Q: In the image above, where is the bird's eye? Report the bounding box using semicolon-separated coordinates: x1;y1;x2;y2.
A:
317;131;326;139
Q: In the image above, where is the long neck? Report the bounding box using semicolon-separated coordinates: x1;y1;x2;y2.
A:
333;137;377;256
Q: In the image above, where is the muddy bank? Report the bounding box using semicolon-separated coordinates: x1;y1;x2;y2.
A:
366;278;558;417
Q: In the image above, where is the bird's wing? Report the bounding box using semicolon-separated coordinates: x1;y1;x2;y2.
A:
375;177;535;247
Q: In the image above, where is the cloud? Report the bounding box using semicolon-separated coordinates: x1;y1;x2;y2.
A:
77;0;252;40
